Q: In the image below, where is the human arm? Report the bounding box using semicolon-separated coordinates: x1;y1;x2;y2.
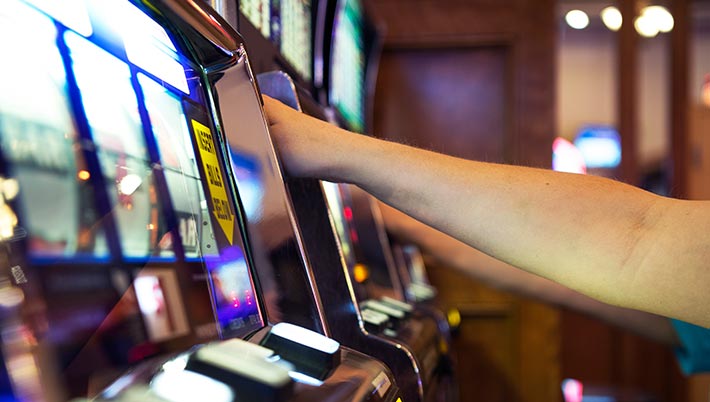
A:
264;97;710;327
378;201;679;345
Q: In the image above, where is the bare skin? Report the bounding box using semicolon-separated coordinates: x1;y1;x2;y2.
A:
264;96;710;328
378;202;679;345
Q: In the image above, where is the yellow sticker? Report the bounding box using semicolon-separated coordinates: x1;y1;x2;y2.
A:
191;119;234;245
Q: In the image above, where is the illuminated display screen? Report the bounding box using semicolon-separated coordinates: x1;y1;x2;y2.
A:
573;126;622;169
321;182;368;301
275;0;313;81
241;0;313;82
0;0;263;398
321;182;355;265
206;246;260;333
240;0;271;38
330;0;365;132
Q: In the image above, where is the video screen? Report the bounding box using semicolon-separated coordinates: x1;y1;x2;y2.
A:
67;31;176;260
240;0;312;82
139;74;219;260
0;1;108;259
206;246;260;334
278;0;313;81
321;181;356;265
240;0;271;38
0;0;265;398
330;0;365;132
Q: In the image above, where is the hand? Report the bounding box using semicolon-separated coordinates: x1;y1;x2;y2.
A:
262;95;343;179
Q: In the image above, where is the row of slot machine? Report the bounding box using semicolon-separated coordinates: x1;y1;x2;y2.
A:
0;0;454;401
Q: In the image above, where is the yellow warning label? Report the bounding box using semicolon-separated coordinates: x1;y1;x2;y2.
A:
191;119;234;245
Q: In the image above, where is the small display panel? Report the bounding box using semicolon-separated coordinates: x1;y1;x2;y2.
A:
0;0;264;398
330;0;365;132
206;246;260;333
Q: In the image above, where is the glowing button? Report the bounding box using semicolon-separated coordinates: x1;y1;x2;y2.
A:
353;264;369;283
77;170;91;181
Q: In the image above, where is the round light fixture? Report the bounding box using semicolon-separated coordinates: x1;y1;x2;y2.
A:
642;5;674;33
565;10;590;30
600;6;622;31
634;14;659;37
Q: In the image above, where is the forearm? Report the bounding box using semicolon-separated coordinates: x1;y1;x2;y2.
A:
382;204;679;345
327;137;710;326
265;97;710;327
328;137;654;297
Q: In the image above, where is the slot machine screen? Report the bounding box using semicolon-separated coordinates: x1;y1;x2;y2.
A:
240;0;271;38
321;182;355;266
275;0;313;81
0;0;263;397
321;182;367;300
329;0;365;132
241;0;313;82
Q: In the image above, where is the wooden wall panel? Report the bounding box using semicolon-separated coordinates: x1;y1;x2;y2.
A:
374;47;510;162
370;1;689;402
370;2;558;401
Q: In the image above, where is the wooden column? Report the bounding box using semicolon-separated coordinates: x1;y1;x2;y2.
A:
618;0;638;185
671;0;689;198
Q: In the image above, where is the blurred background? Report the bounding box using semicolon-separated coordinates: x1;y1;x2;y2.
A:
367;0;709;401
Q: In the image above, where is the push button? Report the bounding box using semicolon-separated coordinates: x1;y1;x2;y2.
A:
361;308;390;333
361;299;406;321
260;322;341;380
379;296;414;315
408;283;437;302
186;339;293;402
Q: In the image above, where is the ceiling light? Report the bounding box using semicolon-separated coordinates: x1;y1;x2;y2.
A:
634;14;659;37
642;5;674;33
565;10;590;30
601;6;622;31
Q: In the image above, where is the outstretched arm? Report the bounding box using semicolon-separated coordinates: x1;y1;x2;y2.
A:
378;202;680;345
264;97;710;327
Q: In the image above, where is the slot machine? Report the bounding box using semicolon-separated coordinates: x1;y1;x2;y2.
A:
212;3;438;402
212;55;422;401
0;0;401;401
320;0;458;399
257;70;456;402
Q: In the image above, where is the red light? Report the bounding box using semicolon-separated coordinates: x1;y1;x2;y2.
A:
349;228;358;242
231;291;240;308
245;290;253;305
343;207;353;221
562;379;583;402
